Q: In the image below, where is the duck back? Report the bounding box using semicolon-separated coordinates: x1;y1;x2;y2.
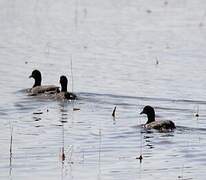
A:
56;92;77;100
29;85;59;95
145;120;175;130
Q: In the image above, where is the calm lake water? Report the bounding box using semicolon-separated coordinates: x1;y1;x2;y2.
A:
1;0;206;179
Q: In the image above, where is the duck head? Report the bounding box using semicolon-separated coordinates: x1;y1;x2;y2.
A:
29;70;42;87
60;75;68;92
140;105;155;124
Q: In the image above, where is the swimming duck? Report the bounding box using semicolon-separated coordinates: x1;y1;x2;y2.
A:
56;75;77;100
140;105;175;130
29;69;59;95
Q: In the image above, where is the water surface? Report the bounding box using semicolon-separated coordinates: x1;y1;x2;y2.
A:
1;0;206;179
